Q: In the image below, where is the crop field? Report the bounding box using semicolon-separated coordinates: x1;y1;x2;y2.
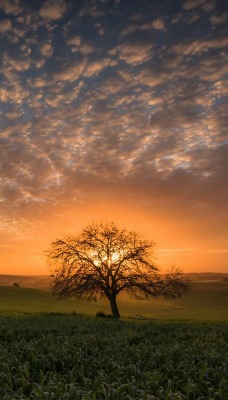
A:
0;315;227;399
0;281;228;321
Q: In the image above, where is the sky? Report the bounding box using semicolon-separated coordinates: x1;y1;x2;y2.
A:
0;0;227;275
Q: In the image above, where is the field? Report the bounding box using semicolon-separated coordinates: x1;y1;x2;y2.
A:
0;281;227;399
0;281;228;321
0;315;228;399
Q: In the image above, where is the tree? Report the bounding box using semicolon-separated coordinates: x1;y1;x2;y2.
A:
48;222;190;318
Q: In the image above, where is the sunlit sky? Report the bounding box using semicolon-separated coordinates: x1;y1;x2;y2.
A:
0;0;227;275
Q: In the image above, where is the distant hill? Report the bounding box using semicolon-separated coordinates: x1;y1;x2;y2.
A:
0;275;51;288
186;272;228;282
0;272;227;289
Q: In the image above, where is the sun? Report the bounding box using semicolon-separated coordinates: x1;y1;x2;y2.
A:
92;251;120;267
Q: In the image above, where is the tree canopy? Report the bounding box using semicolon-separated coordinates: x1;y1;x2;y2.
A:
48;222;190;317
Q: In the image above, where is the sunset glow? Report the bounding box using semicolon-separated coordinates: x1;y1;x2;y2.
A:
0;0;227;275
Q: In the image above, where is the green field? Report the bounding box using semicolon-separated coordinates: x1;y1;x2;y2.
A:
0;281;228;321
0;315;227;399
0;282;228;399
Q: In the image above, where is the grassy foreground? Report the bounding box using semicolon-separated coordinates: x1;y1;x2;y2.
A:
0;281;228;321
0;315;227;399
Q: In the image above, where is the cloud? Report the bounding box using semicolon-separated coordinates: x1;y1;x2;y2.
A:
141;18;165;30
211;80;228;98
171;37;228;57
0;18;12;33
0;84;29;103
99;74;126;95
201;1;216;12
0;0;22;15
171;40;206;55
3;51;30;72
209;102;228;137
78;0;107;18
84;58;112;77
5;109;24;120
158;248;196;253
80;43;97;54
39;0;67;20
119;42;153;65
67;35;81;46
29;77;47;88
34;59;46;69
120;23;139;37
137;68;167;87
187;13;200;24
210;13;228;25
39;43;53;57
67;37;96;54
183;0;206;10
52;61;86;81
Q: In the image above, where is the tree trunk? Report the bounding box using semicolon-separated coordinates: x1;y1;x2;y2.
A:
109;294;120;318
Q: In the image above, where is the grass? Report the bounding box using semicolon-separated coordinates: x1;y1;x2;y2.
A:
0;315;227;399
0;283;227;399
0;281;227;321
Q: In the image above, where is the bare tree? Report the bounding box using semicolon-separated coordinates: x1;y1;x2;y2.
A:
48;222;190;318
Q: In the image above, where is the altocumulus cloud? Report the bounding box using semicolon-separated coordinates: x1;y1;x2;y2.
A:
0;0;227;249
